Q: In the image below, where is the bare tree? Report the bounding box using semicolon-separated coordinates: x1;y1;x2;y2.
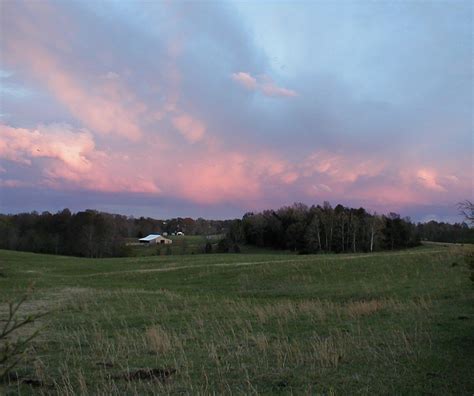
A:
458;200;474;224
368;213;384;252
305;214;322;252
1;286;47;381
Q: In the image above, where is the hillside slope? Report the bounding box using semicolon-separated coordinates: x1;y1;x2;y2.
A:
0;245;473;394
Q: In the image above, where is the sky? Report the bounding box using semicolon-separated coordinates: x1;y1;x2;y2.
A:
0;0;472;222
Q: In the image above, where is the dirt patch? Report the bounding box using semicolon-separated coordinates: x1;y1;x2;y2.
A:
96;361;115;368
4;371;52;389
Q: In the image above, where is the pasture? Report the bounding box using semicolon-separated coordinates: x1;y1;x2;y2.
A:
0;244;473;394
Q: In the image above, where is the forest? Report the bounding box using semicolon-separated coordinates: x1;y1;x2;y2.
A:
225;203;474;254
226;203;473;254
226;202;419;254
0;204;472;258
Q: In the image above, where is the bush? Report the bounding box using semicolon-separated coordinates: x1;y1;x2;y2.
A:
204;242;212;254
297;249;311;255
216;238;231;253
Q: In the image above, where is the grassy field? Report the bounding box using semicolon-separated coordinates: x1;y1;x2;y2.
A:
0;244;473;395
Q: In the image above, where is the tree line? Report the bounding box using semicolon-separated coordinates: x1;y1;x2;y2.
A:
227;202;421;254
0;204;471;258
416;220;473;244
226;202;473;253
0;209;231;258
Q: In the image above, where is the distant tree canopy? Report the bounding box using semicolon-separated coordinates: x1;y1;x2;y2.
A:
0;209;232;258
416;220;474;244
0;204;471;258
0;209;125;258
227;202;421;253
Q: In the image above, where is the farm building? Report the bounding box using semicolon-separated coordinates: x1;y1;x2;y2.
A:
139;234;172;245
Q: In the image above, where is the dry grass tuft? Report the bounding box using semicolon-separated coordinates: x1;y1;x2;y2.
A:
297;300;332;321
254;301;298;324
252;333;269;352
346;299;385;319
311;333;347;368
145;325;172;354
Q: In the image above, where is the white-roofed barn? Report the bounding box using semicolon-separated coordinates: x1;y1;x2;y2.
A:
138;234;172;245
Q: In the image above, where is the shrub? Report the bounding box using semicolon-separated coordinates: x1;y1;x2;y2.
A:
204;242;213;254
216;238;231;253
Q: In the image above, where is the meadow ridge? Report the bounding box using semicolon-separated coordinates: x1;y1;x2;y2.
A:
0;244;473;395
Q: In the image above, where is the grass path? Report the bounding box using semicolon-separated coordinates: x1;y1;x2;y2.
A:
70;248;448;278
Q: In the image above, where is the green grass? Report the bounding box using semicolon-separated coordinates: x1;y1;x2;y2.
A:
0;245;473;394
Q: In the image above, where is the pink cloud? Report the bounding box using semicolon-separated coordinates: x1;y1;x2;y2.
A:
0;179;31;188
231;72;257;90
397;165;466;198
280;172;299;184
2;116;467;211
1;121;265;202
307;184;332;195
297;151;471;210
2;7;203;147
42;60;144;141
252;155;299;185
5;35;146;141
172;114;206;143
232;72;297;98
302;150;386;183
0;123;95;172
259;75;298;98
5;35;205;152
1;119;468;211
0;123;160;194
170;153;260;204
416;168;447;192
354;184;422;207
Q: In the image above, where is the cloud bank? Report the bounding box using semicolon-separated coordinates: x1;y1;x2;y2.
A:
0;0;471;221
